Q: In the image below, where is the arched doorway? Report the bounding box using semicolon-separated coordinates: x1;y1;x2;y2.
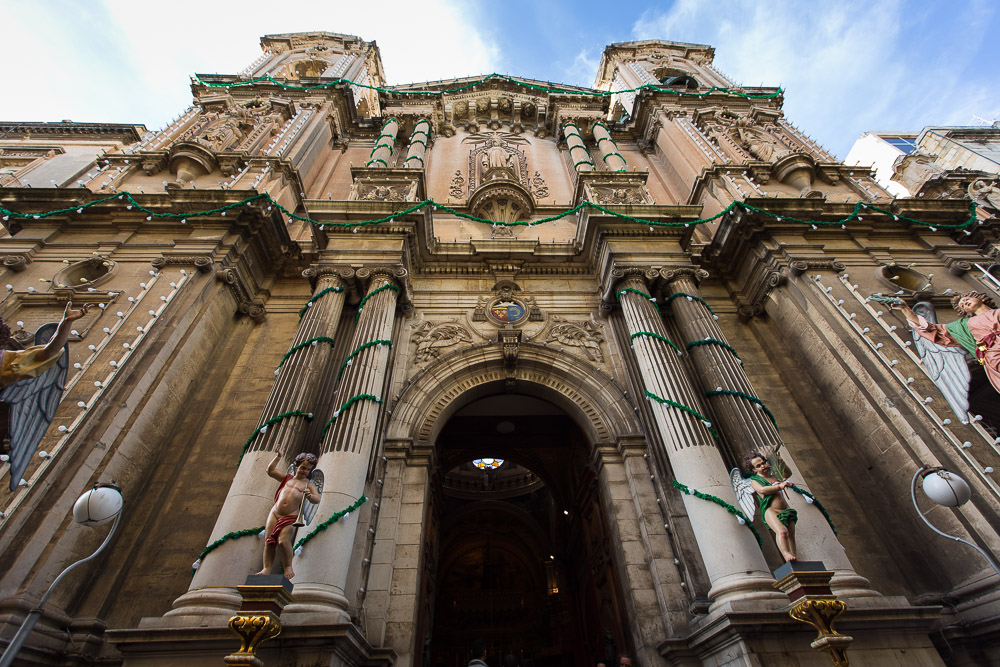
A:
418;392;630;667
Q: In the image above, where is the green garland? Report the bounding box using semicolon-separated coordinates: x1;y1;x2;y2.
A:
704;389;778;431
356;283;400;321
299;285;344;319
366;118;398;167
294;495;369;551
672;480;761;545
664;292;716;316
278;336;335;368
191;525;264;576
0;193;977;233
190;495;373;575
615;287;656;302
685;338;743;363
601;151;627;165
644;390;719;439
321;393;382;438
630;330;682;356
193;72;783;101
788;484;838;535
237;410;314;465
338;339;393;379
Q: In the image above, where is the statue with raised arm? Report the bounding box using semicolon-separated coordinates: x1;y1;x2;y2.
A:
1;302;92;490
257;448;320;579
731;449;798;562
894;291;1000;396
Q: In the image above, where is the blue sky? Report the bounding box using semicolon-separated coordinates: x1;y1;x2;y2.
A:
2;0;998;159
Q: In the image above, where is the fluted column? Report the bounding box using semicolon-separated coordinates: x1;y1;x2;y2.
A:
591;121;627;171
365;117;399;168
616;271;778;607
403;119;430;169
562;122;594;172
663;269;876;598
168;268;350;616
285;267;403;618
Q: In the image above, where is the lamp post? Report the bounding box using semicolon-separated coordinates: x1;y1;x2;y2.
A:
910;465;1000;577
0;482;124;667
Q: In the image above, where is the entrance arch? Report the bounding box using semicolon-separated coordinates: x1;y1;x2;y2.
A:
375;342;660;666
386;341;641;446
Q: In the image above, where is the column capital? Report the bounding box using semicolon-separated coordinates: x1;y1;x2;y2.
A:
357;265;408;291
303;265;355;289
601;266;659;308
660;267;710;287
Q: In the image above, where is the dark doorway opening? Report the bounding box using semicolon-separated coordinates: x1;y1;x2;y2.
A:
417;393;630;667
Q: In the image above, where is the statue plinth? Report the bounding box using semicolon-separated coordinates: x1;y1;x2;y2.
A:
224;575;293;667
773;562;853;667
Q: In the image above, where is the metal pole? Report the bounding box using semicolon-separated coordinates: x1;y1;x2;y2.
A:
0;509;123;667
910;466;1000;578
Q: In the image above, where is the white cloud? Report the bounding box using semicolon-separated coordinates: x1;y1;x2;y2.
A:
562;48;601;88
1;0;501;131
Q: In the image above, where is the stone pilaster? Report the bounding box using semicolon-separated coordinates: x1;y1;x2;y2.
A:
365;117;399;168
591;121;627;172
403;119;430;169
284;267;404;619
662;269;876;599
167;268;351;617
615;271;779;607
562;122;594;172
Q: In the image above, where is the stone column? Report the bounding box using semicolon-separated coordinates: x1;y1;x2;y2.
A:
562;122;594;172
591;120;627;172
285;267;403;619
168;268;350;617
661;269;876;598
365;117;399;168
403;119;430;169
615;271;779;607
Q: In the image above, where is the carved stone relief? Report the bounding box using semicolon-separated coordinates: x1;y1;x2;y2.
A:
544;316;604;362
349;177;418;202
411;321;474;363
531;171;548;199
449;170;466;199
585;184;653;205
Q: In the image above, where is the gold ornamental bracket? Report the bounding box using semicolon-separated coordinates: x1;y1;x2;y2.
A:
224;575;294;667
773;561;852;667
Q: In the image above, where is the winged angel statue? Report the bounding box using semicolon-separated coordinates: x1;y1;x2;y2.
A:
907;302;972;422
258;448;324;579
730;447;800;562
1;302;92;491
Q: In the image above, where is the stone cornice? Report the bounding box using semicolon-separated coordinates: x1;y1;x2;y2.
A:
0;122;145;142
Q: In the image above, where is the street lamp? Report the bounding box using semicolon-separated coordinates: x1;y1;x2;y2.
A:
0;482;124;667
911;465;1000;577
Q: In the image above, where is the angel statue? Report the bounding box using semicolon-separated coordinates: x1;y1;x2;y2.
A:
893;292;1000;403
731;449;798;562
1;302;93;491
257;447;323;579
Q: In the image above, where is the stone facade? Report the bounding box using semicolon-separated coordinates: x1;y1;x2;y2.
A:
0;31;999;667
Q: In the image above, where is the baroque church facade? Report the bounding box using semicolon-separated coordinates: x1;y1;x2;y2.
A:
1;31;1000;666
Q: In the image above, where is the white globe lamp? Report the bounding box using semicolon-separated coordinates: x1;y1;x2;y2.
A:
73;483;124;526
921;470;971;507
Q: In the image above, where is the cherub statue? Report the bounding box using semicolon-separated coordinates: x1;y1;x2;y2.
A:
257;448;322;579
731;449;798;562
894;292;1000;398
1;301;92;490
